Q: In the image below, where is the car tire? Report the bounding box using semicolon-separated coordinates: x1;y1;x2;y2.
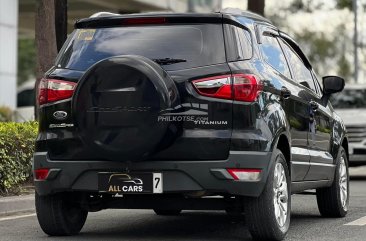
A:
35;192;88;236
244;149;291;241
153;209;182;215
316;146;349;217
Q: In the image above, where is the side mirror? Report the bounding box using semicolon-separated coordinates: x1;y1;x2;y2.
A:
323;76;345;95
321;76;345;106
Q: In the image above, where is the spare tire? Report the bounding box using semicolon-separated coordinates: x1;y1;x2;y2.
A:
73;55;180;161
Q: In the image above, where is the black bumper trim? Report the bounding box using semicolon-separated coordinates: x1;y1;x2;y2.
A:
33;151;273;197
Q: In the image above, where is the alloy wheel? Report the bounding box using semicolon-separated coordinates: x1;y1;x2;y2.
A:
273;162;289;227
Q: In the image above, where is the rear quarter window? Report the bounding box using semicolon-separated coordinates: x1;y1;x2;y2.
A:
56;24;226;71
225;25;252;61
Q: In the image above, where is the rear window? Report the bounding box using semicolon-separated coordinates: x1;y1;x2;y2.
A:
56;24;226;71
331;89;366;109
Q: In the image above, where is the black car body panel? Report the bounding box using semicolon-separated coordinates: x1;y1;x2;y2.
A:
34;11;347;197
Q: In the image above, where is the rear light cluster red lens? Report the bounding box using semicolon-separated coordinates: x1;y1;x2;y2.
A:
192;75;232;99
38;79;77;106
227;168;262;181
34;168;49;180
192;74;263;102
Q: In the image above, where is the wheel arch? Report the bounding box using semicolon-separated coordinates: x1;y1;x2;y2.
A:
275;134;291;176
341;136;349;163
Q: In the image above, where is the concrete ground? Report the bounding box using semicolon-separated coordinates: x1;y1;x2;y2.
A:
0;167;365;241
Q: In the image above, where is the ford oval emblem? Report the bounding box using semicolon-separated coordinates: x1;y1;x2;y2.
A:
53;111;68;120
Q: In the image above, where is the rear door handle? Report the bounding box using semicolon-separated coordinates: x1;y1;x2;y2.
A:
280;87;291;99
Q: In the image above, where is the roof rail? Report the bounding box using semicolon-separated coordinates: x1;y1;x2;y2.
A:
219;8;272;24
89;12;121;18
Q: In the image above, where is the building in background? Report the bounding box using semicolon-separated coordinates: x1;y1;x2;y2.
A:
0;0;18;109
19;0;222;38
1;0;226;120
0;0;222;113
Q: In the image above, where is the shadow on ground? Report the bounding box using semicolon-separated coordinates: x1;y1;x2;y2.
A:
77;211;252;241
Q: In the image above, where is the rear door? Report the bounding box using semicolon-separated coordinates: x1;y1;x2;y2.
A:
279;36;334;181
256;26;311;182
44;17;234;161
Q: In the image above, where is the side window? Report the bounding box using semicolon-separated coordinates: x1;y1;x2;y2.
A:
260;34;291;78
280;40;317;92
225;25;253;61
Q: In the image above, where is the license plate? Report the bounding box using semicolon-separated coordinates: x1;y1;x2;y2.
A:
98;172;162;194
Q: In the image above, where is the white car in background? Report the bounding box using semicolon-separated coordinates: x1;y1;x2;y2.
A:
14;79;35;122
332;84;366;166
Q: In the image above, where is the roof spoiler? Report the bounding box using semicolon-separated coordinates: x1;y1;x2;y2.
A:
89;12;121;18
219;8;272;24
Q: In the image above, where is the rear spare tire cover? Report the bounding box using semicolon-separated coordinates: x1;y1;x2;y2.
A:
73;55;179;161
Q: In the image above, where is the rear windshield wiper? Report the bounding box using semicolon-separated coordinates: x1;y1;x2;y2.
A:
152;58;187;65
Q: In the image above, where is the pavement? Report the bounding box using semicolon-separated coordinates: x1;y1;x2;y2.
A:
0;194;34;216
0;167;365;241
350;165;366;178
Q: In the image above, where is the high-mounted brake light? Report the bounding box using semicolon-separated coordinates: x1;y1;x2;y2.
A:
123;17;166;25
34;168;50;181
192;74;262;102
227;168;262;181
38;78;77;106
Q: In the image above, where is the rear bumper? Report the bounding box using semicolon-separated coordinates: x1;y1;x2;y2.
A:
33;151;273;197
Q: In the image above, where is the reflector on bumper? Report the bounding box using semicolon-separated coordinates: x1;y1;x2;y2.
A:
227;168;262;181
34;168;50;180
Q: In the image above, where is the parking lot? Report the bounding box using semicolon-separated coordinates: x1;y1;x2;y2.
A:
0;167;365;241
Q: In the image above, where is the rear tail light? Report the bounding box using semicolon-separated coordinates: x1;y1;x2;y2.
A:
192;74;262;102
232;74;263;102
227;168;262;181
38;78;77;106
192;75;232;99
34;168;50;180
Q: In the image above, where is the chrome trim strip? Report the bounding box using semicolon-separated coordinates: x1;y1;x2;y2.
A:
309;162;335;167
292;161;335;167
40;98;72;108
292;161;310;165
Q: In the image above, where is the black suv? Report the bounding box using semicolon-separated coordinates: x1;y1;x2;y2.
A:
34;9;349;241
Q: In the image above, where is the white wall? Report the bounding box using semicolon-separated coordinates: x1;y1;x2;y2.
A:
221;0;247;9
136;0;187;12
0;0;18;110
